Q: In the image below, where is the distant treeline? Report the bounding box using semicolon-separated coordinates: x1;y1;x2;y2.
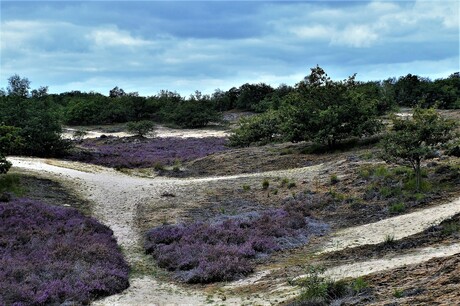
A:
0;70;458;157
2;71;458;129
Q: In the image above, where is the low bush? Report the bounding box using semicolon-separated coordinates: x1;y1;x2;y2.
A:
145;201;329;283
0;199;129;305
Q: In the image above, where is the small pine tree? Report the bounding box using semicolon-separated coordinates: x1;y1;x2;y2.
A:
381;107;457;191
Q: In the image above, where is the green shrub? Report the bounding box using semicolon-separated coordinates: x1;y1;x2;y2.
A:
330;174;339;185
262;179;270;190
153;162;165;171
358;165;372;179
389;202;406;214
0;174;23;197
373;165;390;178
126;120;156;137
228;110;281;147
384;233;395;245
242;184;251;191
442;221;460;235
352;277;368;292
280;177;290;187
393;289;403;298
287;182;296;189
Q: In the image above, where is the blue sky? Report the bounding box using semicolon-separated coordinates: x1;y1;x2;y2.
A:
1;1;458;96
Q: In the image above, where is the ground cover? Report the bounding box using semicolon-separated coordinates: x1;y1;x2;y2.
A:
0;198;129;305
66;136;228;169
145;198;329;283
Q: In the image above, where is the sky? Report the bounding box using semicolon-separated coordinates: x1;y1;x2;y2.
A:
1;1;459;96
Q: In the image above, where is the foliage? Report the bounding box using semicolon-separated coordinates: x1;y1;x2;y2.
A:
381;107;457;191
126;120;156;137
0;174;23;198
0;125;22;174
262;179;270;190
293;265;349;305
0;76;70;157
0;198;129;305
67;136;228;168
228;110;281;147
145;200;329;283
281;66;382;147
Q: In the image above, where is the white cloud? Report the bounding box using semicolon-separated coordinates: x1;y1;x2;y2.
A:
87;26;153;48
332;25;379;48
290;25;333;40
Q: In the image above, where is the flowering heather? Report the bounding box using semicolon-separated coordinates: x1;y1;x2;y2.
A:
0;199;129;305
67;136;228;168
145;199;329;283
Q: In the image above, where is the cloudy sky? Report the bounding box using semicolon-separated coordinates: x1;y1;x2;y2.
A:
1;1;458;96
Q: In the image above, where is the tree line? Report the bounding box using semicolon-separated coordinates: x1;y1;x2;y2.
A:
0;68;458;163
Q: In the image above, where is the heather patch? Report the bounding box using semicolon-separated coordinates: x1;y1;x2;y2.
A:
67;136;228;169
145;198;329;283
0;199;129;305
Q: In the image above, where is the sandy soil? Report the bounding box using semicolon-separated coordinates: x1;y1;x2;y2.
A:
8;155;460;305
63;125;229;140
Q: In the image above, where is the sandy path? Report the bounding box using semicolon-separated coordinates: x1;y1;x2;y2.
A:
319;197;460;254
9;157;460;305
62;125;229;140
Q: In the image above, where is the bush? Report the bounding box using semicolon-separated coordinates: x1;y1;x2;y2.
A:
126;120;156;137
145;202;329;283
262;179;270;190
228;110;281;147
0;199;130;305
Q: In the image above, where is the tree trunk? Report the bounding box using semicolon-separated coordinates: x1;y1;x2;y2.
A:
415;159;421;192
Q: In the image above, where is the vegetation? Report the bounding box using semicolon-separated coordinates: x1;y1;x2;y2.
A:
290;266;368;305
0;75;70;157
126;120;156;137
230;66;382;148
144;201;329;283
67;136;228;169
0;125;22;174
0;198;129;305
381;107;457;191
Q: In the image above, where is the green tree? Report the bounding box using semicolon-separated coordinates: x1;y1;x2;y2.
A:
0;126;22;174
281;66;382;147
381;107;457;191
229;110;281;147
126;120;156;137
0;75;70;157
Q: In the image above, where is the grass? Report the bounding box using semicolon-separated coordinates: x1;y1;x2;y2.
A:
0;174;24;198
330;174;339;185
384;233;395;245
389;202;406;214
262;179;269;190
442;221;460;235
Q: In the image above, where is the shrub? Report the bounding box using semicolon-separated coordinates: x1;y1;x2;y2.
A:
389;202;406;214
126;120;156;137
0;174;23;198
330;174;339;185
145;203;329;283
262;179;270;190
295;265;348;304
352;277;368;293
242;184;251;191
0;199;130;305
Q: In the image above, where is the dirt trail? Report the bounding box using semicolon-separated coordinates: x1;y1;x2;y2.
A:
9;157;460;305
319;197;460;254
